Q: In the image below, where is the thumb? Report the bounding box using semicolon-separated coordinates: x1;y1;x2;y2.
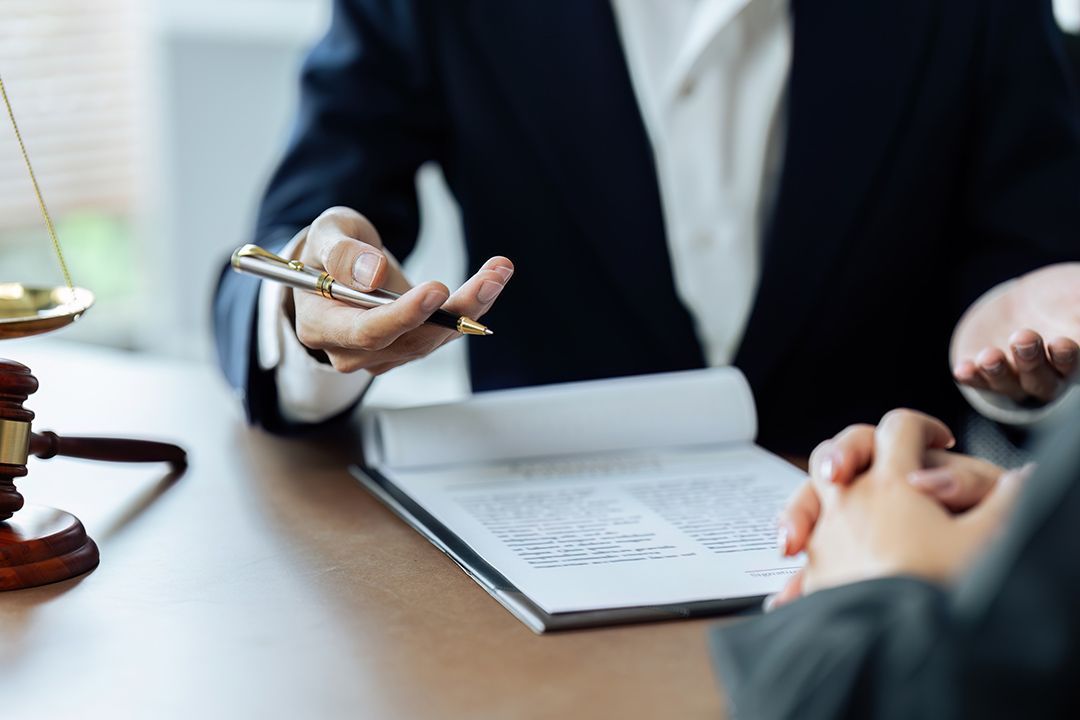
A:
303;207;395;292
958;463;1036;537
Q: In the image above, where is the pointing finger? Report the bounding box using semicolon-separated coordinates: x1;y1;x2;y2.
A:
443;256;514;321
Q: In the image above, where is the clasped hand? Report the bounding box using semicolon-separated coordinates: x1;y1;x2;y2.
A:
771;410;1032;609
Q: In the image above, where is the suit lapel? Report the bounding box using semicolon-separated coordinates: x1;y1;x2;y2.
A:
466;0;944;385
734;0;944;389
464;0;705;367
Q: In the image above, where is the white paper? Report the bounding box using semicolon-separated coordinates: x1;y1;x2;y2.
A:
380;444;805;614
362;367;756;469
361;367;805;615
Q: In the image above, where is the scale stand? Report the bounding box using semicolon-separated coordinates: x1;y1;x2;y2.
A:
0;72;186;590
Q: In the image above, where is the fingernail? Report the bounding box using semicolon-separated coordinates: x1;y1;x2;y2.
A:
776;525;790;556
828;450;846;483
818;449;843;483
1013;342;1039;361
421;291;445;313
491;265;514;282
762;594;777;613
908;468;956;495
1050;346;1078;365
982;359;1006;375
476;280;503;304
353;252;382;288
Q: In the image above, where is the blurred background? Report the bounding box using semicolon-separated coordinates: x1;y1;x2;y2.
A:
1;0;1078;394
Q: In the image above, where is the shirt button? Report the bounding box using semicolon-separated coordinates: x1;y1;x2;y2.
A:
678;77;696;98
693;231;712;249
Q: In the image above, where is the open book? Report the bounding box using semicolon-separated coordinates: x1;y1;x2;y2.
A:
352;368;806;633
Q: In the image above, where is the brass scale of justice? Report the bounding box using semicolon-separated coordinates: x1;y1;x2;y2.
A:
0;74;186;591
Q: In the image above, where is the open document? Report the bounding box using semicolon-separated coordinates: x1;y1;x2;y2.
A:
352;368;806;632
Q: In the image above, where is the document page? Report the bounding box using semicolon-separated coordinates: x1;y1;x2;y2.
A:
362;368;756;469
378;444;805;614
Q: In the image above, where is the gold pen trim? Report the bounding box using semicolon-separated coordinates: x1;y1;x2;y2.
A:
316;272;335;300
456;316;493;336
233;243;310;272
231;243;494;336
233;243;287;267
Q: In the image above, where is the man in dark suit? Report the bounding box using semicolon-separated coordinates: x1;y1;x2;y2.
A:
214;0;1080;457
711;400;1080;718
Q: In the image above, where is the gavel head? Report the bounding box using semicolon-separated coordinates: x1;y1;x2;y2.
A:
0;359;37;521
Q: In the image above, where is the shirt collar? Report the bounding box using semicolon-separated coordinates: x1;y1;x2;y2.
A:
664;0;760;102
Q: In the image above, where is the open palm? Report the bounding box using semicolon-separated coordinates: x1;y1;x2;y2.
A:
952;263;1080;403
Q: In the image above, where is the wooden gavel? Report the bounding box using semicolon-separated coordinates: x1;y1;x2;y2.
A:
0;358;186;521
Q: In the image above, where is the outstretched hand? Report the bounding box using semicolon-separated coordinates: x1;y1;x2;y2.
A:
952;264;1080;405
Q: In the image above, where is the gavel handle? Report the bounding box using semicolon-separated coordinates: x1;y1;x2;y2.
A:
30;431;187;469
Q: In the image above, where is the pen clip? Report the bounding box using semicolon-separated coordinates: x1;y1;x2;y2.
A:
232;244;307;272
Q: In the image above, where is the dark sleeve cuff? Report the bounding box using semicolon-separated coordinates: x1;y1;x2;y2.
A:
214;225;369;435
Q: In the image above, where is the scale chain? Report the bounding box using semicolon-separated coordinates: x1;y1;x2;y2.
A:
0;72;75;291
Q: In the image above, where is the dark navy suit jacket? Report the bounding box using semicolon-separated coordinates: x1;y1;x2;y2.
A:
214;0;1080;456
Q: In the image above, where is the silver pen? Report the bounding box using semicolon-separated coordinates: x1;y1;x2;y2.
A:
230;244;492;336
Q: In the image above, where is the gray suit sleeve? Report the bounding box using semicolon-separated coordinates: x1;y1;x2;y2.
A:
711;400;1080;719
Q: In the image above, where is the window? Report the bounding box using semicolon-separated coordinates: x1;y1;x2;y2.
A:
0;0;140;346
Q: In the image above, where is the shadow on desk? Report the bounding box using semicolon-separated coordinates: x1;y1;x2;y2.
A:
96;467;186;543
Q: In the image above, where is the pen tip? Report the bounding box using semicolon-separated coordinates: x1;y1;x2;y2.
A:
484;328;494;336
456;317;493;336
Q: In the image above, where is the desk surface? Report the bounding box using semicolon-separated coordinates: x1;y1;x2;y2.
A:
0;342;729;719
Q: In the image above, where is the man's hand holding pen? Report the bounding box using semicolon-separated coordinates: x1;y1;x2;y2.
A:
289;206;514;375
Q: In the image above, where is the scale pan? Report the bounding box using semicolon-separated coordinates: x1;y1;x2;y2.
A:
0;284;94;340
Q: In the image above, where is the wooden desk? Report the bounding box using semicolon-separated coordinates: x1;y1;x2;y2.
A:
0;342;729;719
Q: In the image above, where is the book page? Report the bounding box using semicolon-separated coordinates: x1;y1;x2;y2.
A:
377;444;805;614
362;368;756;469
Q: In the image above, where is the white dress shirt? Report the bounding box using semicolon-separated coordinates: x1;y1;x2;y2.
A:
256;229;374;423
612;0;791;367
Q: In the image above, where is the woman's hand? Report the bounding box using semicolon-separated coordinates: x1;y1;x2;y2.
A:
779;418;1005;559
771;410;1031;608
